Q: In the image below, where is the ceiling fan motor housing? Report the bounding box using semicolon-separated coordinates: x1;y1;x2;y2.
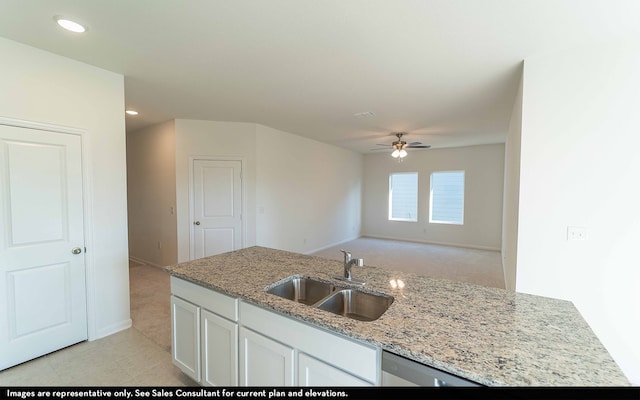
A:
392;133;406;149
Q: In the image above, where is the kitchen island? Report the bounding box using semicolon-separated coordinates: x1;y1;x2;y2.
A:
164;246;628;386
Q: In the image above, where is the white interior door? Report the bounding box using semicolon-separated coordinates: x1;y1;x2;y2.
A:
192;159;242;259
0;124;87;371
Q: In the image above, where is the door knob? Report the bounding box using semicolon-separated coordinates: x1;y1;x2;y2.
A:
71;247;82;255
194;221;201;225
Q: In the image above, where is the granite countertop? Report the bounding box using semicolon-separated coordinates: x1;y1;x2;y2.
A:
163;246;628;386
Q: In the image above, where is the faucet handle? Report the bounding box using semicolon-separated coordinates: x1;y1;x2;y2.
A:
353;258;364;267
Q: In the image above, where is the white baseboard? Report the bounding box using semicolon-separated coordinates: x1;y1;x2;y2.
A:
361;234;501;252
304;235;361;255
92;319;132;341
128;256;162;268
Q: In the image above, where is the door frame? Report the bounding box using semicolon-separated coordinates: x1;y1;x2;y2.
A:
188;156;247;260
0;116;98;341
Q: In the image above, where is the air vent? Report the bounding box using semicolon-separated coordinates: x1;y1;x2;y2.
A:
353;111;376;118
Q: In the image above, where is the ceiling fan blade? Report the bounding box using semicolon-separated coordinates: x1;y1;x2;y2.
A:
369;148;390;151
375;143;391;146
408;141;422;146
406;145;431;149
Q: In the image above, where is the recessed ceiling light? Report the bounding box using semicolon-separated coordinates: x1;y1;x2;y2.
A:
54;16;86;33
125;110;139;116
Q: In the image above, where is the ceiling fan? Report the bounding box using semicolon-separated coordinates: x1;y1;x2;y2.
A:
372;132;431;159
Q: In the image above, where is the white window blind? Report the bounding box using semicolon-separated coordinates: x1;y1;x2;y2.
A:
389;173;418;221
430;171;464;224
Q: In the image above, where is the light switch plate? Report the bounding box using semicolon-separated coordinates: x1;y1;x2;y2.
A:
567;226;587;241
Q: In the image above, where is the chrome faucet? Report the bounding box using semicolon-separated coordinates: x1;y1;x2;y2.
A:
340;249;364;281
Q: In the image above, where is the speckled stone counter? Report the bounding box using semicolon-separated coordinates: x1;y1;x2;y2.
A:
163;246;628;386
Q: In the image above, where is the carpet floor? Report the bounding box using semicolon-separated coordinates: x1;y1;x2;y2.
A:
311;237;505;289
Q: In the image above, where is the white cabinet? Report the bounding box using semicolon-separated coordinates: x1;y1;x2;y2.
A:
171;295;200;382
298;353;371;386
239;327;294;386
240;301;379;386
202;309;238;386
170;277;381;387
171;277;238;386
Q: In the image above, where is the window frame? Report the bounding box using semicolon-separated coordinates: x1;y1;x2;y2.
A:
388;172;419;222
429;170;465;225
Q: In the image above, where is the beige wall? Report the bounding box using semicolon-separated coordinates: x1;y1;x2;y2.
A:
255;124;362;254
516;40;640;384
129;119;362;261
0;37;130;339
362;144;505;250
126;120;177;267
501;66;523;291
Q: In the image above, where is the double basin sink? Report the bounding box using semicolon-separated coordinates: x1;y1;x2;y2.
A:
265;276;394;322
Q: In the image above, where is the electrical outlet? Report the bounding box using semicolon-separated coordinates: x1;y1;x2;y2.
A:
567;226;587;241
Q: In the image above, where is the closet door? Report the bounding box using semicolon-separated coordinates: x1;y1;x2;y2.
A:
0;124;87;371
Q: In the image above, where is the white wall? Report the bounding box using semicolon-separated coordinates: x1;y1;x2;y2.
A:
501;67;523;291
0;38;130;339
126;120;177;267
362;144;505;250
517;41;640;384
255;124;362;254
174;119;257;262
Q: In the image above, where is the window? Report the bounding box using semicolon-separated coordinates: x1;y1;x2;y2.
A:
430;171;464;224
389;173;418;221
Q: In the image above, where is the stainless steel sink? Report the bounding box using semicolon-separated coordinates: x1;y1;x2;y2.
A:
266;276;393;321
266;276;335;305
315;289;394;322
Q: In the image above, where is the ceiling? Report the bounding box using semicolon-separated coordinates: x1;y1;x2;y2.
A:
1;1;639;153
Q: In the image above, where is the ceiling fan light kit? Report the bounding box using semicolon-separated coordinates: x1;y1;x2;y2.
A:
370;132;431;161
391;148;407;159
387;132;428;160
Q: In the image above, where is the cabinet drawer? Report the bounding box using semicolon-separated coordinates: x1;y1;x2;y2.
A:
171;276;238;321
240;301;379;384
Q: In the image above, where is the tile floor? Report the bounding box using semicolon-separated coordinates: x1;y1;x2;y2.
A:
129;261;172;352
0;262;195;387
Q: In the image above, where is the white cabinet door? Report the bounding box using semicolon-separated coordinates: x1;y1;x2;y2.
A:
202;309;238;386
171;295;200;382
240;301;379;385
298;353;372;386
239;327;294;386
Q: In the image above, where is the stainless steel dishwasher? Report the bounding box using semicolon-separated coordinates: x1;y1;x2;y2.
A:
382;351;480;387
